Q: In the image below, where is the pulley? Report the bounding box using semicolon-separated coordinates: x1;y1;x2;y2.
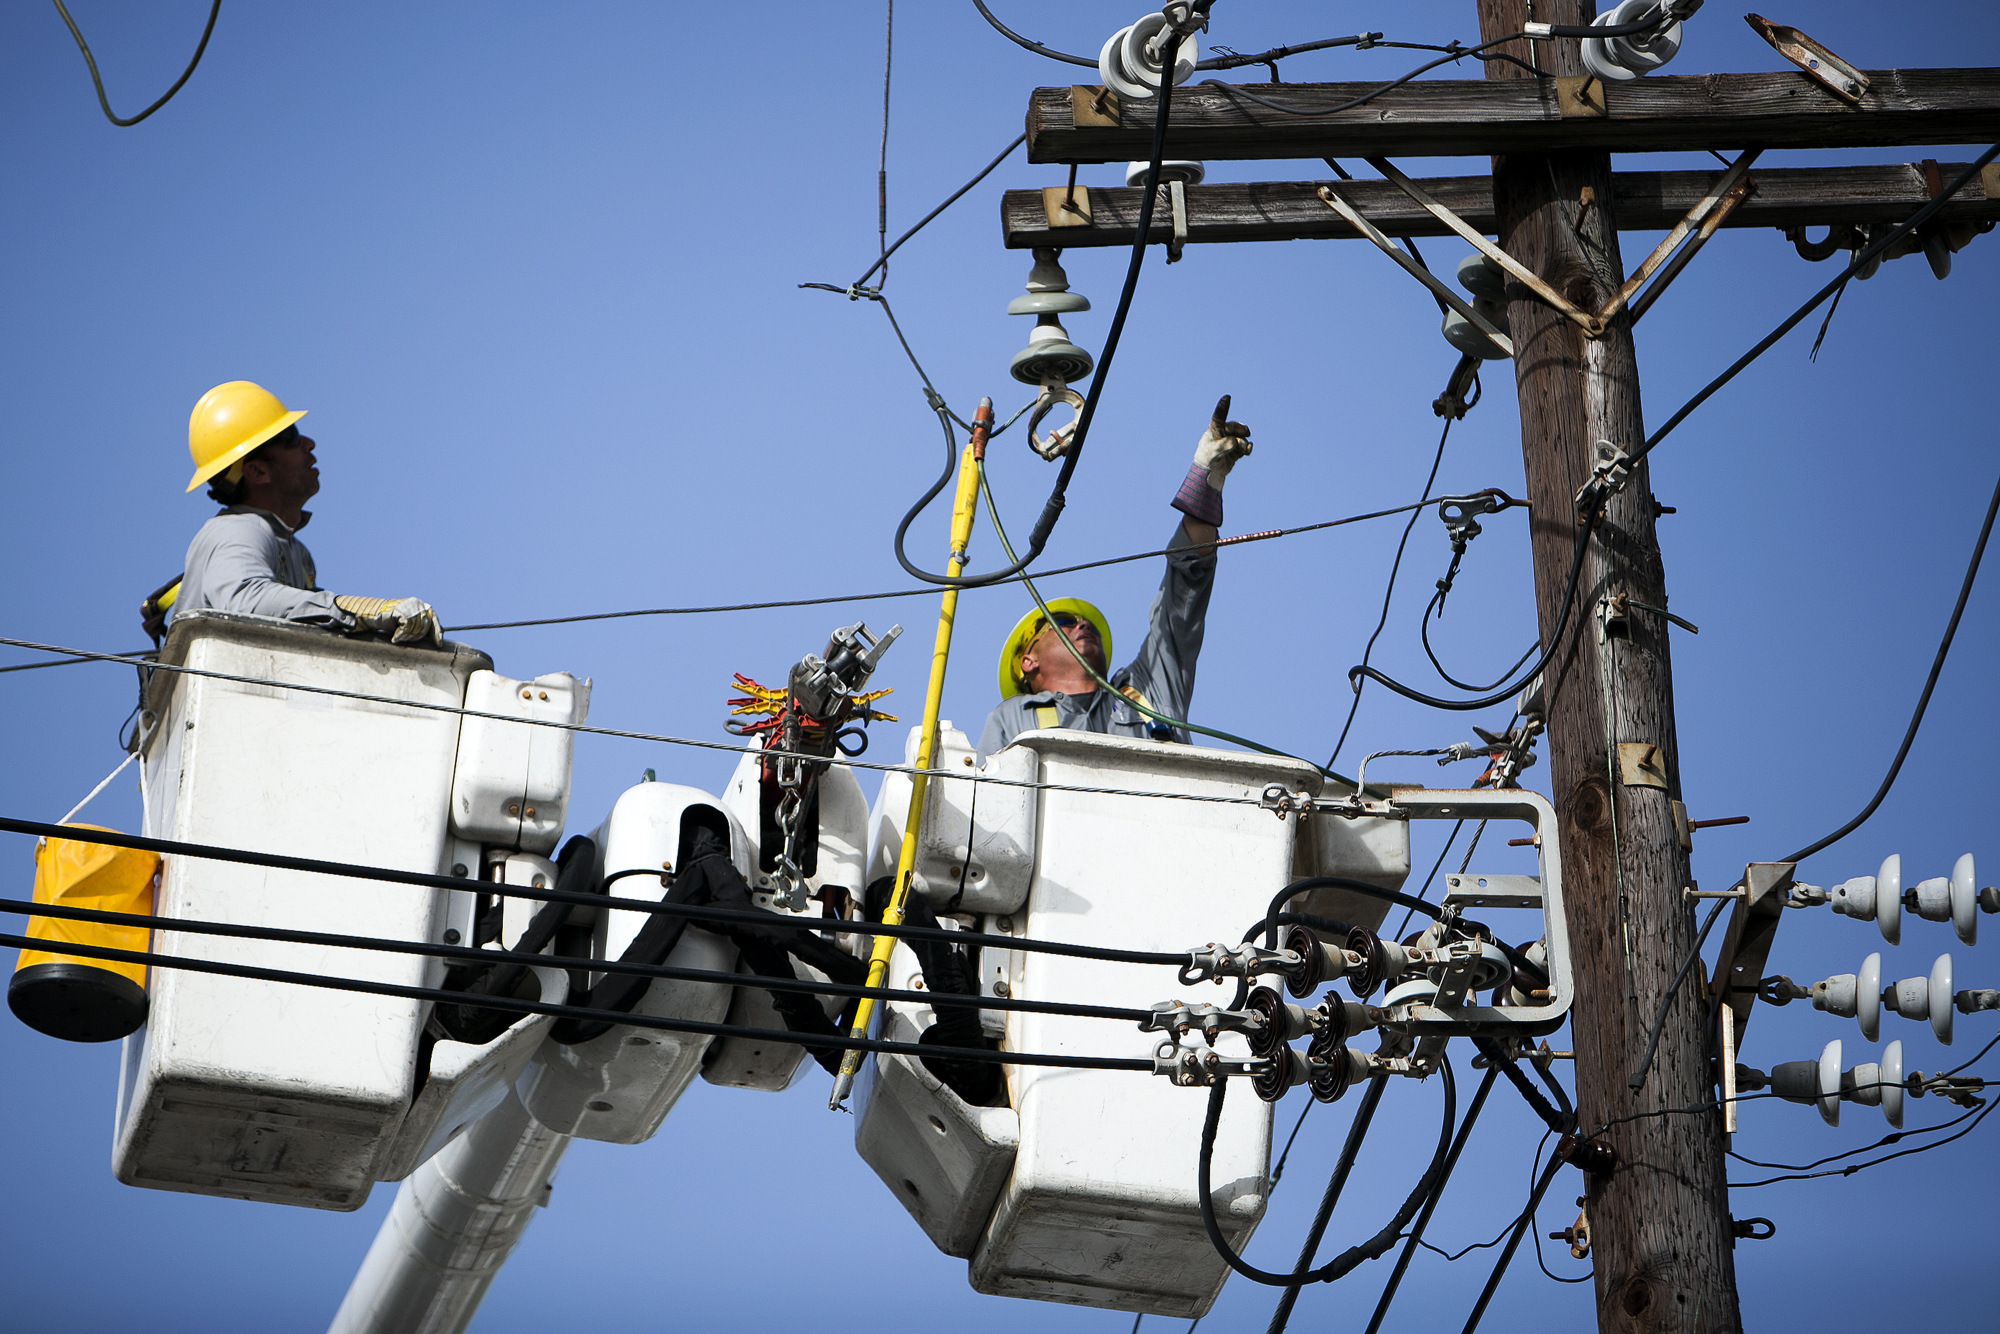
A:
1580;0;1684;83
1097;10;1201;101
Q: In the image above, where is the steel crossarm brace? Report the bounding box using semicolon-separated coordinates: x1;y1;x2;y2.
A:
1367;155;1603;336
1315;183;1516;357
1606;148;1760;324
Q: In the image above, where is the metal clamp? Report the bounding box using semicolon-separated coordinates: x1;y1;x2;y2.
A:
1026;379;1085;460
1140;1000;1261;1043
1151;1041;1267;1087
1178;941;1301;987
1573;439;1634;516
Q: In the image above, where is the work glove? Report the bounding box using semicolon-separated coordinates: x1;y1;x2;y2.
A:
334;595;443;647
1173;394;1253;527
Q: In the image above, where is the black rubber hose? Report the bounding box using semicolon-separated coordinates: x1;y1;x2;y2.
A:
1363;1064;1501;1334
892;26;1185;588
1265;1073;1389;1332
1198;1056;1456;1288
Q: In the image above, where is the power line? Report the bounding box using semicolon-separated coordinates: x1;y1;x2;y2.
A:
1;891;1160;1027
444;493;1488;631
0;635;1294;809
0;815;1194;968
0;927;1151;1073
1633;145;2000;468
1327;416;1454;769
1780;464;2000;866
52;0;222;127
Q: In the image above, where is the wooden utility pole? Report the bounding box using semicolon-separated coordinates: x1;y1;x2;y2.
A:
1473;4;1739;1330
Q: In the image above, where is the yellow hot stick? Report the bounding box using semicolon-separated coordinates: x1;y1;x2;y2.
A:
828;397;991;1110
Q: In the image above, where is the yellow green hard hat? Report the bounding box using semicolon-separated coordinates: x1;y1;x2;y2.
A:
997;598;1112;699
185;381;308;493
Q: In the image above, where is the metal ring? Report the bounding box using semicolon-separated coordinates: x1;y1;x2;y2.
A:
1027;384;1086;461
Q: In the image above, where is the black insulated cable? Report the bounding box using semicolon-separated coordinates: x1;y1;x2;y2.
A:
1328;417;1455;767
0;817;1188;969
0;893;1159;1026
1265;1074;1389;1333
0;929;1153;1073
1459;1148;1566;1334
1259;877;1441;951
1780;464;2000;866
971;2;1387;74
1362;1064;1501;1334
1348;511;1600;712
893;23;1187;589
1634;145;2000;469
54;0;222;128
1199;1057;1457;1289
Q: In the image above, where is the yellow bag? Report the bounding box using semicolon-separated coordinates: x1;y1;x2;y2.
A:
8;826;159;1042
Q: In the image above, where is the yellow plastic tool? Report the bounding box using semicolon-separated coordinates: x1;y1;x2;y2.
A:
828;398;992;1109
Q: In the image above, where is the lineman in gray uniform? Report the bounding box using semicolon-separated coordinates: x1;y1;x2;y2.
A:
154;380;441;644
978;398;1254;759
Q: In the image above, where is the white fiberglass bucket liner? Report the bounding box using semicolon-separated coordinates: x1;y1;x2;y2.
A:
118;611;490;1210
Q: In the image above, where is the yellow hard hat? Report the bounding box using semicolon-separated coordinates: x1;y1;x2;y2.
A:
997;598;1112;700
185;381;308;493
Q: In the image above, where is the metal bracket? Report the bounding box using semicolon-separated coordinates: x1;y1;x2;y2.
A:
1316;184;1515;357
1616;741;1670;790
1366;156;1605;338
1606;149;1762;324
1573;439;1634;516
1745;14;1869;104
1040;184;1093;228
1443;873;1544;909
1378;788;1573;1039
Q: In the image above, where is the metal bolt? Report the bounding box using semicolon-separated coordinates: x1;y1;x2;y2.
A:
524;807;536;818
520;689;532;700
538;690;549;700
997;917;1013;933
911;977;926;990
994;981;1012;998
507;803;520;815
450;863;469;878
442;929;461;944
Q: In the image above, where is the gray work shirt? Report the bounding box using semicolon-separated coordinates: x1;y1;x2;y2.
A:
978;520;1215;759
173;507;353;628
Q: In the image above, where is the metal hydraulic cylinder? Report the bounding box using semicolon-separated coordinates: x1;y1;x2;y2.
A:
327;1092;569;1334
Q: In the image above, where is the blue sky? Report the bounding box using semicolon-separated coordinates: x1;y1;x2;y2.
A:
3;3;1997;1330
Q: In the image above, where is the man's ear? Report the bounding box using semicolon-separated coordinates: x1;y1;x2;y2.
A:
238;455;269;486
1015;647;1038;691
